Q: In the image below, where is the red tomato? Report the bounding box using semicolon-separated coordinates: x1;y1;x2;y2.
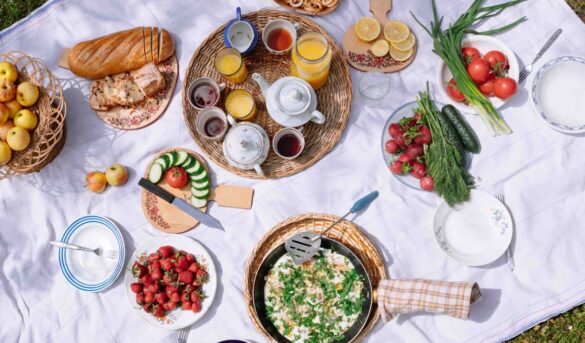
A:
462;47;481;65
385;140;400;154
467;59;491;84
478;75;496;97
406;144;424;159
420;175;434;192
484;50;508;71
165;167;189;189
389;161;403;174
411;162;426;179
494;77;517;100
446;79;465;102
414;125;432;145
388;123;403;139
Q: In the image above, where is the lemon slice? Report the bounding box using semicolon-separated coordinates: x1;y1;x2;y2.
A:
355;17;381;42
391;33;416;51
384;21;410;43
371;39;389;57
389;45;414;62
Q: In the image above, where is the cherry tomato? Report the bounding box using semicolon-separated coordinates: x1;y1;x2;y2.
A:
388;123;403;139
406;143;424;159
165;167;189;189
494;77;517;100
411;162;426;179
461;47;481;65
478;75;496;97
467;59;491;84
446;79;465;102
414;125;432;145
385;140;400;154
420;175;434;192
389;161;403;174
484;50;508;71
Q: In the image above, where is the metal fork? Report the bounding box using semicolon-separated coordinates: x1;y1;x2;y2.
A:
495;194;515;271
518;28;562;84
49;241;118;259
177;327;190;343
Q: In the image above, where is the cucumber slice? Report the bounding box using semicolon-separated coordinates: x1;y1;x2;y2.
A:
148;163;164;183
161;154;172;168
191;179;209;189
185;159;201;174
191;169;208;181
165;152;176;167
190;195;207;208
174;151;189;166
154;157;168;170
182;157;196;170
191;187;209;199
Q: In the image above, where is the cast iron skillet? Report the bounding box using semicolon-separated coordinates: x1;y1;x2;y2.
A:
253;237;373;343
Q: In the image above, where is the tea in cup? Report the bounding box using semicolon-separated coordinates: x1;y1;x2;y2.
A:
262;19;298;55
195;107;229;140
187;78;225;110
273;127;305;160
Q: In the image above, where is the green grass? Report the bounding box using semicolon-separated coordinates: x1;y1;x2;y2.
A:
1;0;584;342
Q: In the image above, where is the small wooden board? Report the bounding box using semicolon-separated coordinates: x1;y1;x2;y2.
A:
141;148;254;233
342;0;416;73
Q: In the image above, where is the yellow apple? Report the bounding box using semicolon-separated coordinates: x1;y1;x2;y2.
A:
0;141;11;165
86;171;107;193
0;62;17;83
13;109;38;131
0;120;15;140
0;79;16;102
105;163;128;186
0;103;8;125
6;127;30;151
16;82;39;107
5;100;21;119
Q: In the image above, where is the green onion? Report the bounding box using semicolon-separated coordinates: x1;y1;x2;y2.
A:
412;0;527;136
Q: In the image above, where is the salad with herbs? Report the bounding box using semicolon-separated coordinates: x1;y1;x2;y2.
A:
264;250;365;343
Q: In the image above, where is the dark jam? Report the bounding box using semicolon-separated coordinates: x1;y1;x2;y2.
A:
204;117;225;137
276;134;301;157
192;84;218;108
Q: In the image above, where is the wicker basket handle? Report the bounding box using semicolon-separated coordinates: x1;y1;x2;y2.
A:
370;0;392;24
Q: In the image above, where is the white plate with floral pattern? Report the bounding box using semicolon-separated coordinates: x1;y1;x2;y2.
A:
123;235;217;330
432;190;513;266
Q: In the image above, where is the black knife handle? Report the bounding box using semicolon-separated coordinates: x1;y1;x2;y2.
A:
138;178;174;203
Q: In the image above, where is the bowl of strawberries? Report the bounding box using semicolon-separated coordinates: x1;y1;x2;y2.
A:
124;235;217;329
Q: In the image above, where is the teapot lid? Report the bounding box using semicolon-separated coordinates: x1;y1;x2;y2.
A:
276;79;312;115
224;123;266;165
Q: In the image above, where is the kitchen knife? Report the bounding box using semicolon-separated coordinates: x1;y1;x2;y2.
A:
138;178;224;231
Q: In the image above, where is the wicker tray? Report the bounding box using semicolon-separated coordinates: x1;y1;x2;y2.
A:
183;10;352;179
0;51;67;179
244;213;387;342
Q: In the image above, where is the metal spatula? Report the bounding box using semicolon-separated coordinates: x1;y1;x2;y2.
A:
285;191;379;265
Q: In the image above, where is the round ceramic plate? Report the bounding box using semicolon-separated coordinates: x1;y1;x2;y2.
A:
58;215;125;292
531;56;585;133
381;100;472;191
432;190;513;266
124;235;217;330
436;35;519;114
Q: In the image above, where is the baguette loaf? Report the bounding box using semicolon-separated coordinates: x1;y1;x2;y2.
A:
68;27;174;79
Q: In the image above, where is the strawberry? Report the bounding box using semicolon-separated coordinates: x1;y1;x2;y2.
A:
152;304;165;317
155;292;167;305
132;262;148;278
186;253;196;264
151;268;163;281
144;292;154;304
149;260;161;272
176;256;189;270
191;300;201;313
165;285;178;297
160;258;174;271
180;292;190;303
166;301;177;311
158;246;174;258
148;252;161;263
141;274;153;286
188;262;199;273
143;303;151;313
178;271;194;284
130;282;142;293
190;292;200;303
136;293;145;305
181;301;192;310
183;285;194;294
170;292;180;303
196;269;208;283
148;283;160;294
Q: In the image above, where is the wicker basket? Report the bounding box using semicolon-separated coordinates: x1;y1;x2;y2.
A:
244;213;387;342
183;10;352;179
273;0;341;16
0;51;66;179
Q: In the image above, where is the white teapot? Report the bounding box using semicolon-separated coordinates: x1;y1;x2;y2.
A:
252;72;325;127
223;116;270;176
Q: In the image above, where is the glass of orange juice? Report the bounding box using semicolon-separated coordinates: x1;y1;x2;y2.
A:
215;48;248;84
225;89;256;121
290;32;332;90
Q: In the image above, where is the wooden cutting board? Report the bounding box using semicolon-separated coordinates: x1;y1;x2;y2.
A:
141;148;254;233
342;0;416;73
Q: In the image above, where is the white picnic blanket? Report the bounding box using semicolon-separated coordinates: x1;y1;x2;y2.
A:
1;0;585;342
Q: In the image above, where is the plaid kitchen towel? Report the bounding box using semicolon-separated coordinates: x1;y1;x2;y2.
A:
378;279;482;322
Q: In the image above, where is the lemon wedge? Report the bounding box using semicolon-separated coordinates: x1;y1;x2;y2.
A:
355;17;381;42
389;45;414;62
384;21;410;43
391;33;416;51
371;39;389;57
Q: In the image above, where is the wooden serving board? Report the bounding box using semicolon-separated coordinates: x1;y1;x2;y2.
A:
342;0;416;73
141;148;254;233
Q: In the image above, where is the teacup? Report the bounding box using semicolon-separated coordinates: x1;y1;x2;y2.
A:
187;78;225;111
262;19;299;55
224;7;259;55
272;127;305;160
195;107;229;141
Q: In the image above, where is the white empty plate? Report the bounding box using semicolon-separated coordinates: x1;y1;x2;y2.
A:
532;56;585;133
433;190;513;266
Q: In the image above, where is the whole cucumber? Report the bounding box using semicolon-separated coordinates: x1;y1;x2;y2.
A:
436;109;466;165
442;105;481;154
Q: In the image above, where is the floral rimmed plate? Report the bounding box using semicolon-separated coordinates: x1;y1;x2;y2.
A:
95;55;178;130
432;190;513;266
531;56;585;133
123;235;217;330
